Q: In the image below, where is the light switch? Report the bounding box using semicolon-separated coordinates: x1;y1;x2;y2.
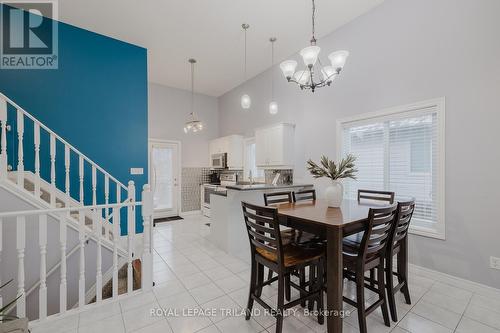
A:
130;168;144;175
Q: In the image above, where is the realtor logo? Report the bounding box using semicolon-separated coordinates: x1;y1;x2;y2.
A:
1;0;58;69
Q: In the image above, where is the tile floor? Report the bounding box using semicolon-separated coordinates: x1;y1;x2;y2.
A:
31;214;500;333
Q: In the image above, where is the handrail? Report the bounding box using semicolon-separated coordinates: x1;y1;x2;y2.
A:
0;201;141;218
0;92;127;191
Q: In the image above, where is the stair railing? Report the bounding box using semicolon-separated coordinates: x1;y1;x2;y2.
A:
0;92;129;209
0;183;153;322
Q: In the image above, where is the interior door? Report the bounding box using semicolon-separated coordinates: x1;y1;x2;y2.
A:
149;140;180;218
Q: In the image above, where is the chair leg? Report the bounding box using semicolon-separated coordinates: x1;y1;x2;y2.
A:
246;258;257;320
268;269;274;284
316;259;325;325
385;256;398;322
255;263;265;297
299;268;306;307
285;274;291;301
356;273;367;333
377;262;390;327
369;268;376;287
308;264;316;311
398;252;411;305
275;271;285;333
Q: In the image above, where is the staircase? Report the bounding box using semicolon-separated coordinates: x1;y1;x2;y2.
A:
0;92;153;324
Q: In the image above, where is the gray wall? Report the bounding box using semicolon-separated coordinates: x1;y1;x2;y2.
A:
149;83;219;167
217;0;500;288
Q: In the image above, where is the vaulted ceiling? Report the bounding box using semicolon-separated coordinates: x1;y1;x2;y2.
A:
58;0;384;96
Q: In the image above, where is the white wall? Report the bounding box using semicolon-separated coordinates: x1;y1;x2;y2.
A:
218;0;500;288
149;83;219;167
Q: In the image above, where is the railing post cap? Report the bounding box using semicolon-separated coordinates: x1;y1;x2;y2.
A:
143;184;151;191
128;180;135;186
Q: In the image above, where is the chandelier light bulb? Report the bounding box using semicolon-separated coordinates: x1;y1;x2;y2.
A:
269;101;278;115
294;70;310;86
241;94;251;109
321;66;336;82
300;45;321;67
280;60;297;79
328;50;349;71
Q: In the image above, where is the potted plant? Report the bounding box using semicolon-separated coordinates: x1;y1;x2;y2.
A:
306;154;357;207
0;279;28;333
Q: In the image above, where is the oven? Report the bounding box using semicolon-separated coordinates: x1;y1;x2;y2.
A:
202;184;226;217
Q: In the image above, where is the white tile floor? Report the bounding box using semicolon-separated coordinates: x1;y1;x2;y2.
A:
31;214;500;333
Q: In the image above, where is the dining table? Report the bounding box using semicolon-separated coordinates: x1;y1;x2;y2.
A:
275;198;390;333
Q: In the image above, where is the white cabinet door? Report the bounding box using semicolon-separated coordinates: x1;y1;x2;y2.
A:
255;127;269;167
227;135;244;169
255;123;295;168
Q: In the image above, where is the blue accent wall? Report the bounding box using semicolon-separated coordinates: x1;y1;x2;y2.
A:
0;6;148;233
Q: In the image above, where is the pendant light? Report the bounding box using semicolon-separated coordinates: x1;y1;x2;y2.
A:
184;58;203;133
269;37;278;115
240;23;251;110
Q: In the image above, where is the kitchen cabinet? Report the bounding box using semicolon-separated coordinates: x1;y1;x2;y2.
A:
209;135;244;169
255;123;295;169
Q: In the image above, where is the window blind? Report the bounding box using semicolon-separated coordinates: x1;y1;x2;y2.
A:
341;107;441;231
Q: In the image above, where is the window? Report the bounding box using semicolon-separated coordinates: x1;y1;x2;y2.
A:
244;138;264;181
338;98;445;239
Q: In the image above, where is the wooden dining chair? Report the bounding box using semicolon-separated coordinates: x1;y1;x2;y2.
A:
358;189;395;204
342;205;398;333
264;191;293;205
385;199;415;321
242;201;325;333
292;189;316;202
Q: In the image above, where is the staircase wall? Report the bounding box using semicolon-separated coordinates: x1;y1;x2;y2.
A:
0;4;148;233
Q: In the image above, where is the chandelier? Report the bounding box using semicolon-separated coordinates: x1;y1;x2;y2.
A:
184;58;203;133
280;0;349;92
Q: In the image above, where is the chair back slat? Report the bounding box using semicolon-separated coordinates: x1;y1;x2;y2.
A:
360;205;398;257
393;200;416;244
293;189;316;202
242;201;284;264
263;191;293;206
358;189;395;204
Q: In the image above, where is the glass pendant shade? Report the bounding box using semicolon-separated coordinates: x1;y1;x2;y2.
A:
328;50;349;71
269;101;278;115
300;45;321;67
294;70;310;85
321;66;336;82
241;94;251;109
280;60;297;79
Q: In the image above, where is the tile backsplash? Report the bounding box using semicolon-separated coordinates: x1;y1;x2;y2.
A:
181;167;211;212
264;169;294;185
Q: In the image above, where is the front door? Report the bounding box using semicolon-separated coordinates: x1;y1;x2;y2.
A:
149;140;180;218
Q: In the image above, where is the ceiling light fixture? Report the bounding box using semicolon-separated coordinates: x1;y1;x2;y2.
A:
280;0;349;92
184;58;203;133
240;23;251;110
269;37;278;115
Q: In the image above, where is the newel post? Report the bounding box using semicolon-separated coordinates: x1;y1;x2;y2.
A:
0;97;7;180
141;184;153;291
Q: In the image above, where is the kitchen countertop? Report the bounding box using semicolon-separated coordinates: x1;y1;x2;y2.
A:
225;183;313;191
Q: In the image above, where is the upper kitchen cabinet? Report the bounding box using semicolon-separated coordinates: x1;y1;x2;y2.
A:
209;135;244;169
255;123;295;169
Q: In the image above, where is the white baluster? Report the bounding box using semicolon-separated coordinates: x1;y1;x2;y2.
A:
38;214;47;319
92;166;97;206
65;145;70;203
34;123;41;199
16;216;26;318
112;187;121;299
78;210;85;308
104;176;109;238
79;156;84;204
59;212;67;313
127;181;136;293
95;209;102;303
16;110;24;188
141;184;153;291
0;97;7;180
0;217;3;308
50;134;56;206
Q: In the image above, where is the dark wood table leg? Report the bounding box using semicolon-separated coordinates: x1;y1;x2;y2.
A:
326;227;343;333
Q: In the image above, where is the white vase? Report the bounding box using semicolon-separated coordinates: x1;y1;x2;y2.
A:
325;180;344;208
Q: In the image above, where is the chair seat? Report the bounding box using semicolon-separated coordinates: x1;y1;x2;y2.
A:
256;243;324;268
343;231;364;249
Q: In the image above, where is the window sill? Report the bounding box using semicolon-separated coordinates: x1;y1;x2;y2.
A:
409;225;445;240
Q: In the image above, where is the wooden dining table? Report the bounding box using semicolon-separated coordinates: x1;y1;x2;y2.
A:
275;199;389;333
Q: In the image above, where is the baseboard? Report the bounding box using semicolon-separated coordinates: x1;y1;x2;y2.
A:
409;263;500;295
179;210;202;217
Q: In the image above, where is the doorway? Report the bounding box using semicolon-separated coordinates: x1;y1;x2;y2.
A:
148;140;181;218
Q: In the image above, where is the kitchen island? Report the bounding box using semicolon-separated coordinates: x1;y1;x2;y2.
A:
208;184;313;260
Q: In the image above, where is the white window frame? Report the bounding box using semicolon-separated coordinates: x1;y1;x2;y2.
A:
243;137;265;182
336;98;446;240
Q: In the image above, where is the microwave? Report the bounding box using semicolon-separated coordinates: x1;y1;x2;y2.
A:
211;153;227;169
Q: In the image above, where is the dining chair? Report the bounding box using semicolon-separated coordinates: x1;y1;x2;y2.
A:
342;205;398;333
358;189;395;204
385;199;415;321
292;189;316;202
241;201;325;333
264;191;293;205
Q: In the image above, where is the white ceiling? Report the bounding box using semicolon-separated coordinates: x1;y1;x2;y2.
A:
58;0;384;96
